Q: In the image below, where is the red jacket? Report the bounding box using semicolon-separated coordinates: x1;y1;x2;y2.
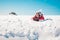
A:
39;16;44;20
33;15;44;21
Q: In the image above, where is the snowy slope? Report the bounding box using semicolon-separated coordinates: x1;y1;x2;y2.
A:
0;15;60;40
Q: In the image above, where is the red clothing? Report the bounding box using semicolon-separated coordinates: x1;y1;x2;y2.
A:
39;16;44;20
33;15;44;21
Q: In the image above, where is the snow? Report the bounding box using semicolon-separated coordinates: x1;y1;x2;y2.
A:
0;15;60;40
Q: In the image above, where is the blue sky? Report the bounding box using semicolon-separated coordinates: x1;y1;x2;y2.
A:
0;0;60;15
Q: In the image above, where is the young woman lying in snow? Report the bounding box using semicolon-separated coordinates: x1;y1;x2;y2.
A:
32;11;52;22
32;11;44;21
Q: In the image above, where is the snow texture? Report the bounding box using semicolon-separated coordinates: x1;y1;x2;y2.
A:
0;15;60;40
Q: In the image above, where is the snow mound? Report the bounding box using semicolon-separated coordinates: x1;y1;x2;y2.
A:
0;15;60;40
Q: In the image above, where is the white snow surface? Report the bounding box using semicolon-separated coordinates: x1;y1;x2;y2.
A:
0;15;60;40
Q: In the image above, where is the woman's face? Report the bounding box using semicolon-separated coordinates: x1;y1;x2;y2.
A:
35;13;40;17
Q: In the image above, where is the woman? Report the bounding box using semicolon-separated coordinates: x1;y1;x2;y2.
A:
33;12;44;21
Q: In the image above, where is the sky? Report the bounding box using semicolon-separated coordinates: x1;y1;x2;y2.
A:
0;0;60;15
